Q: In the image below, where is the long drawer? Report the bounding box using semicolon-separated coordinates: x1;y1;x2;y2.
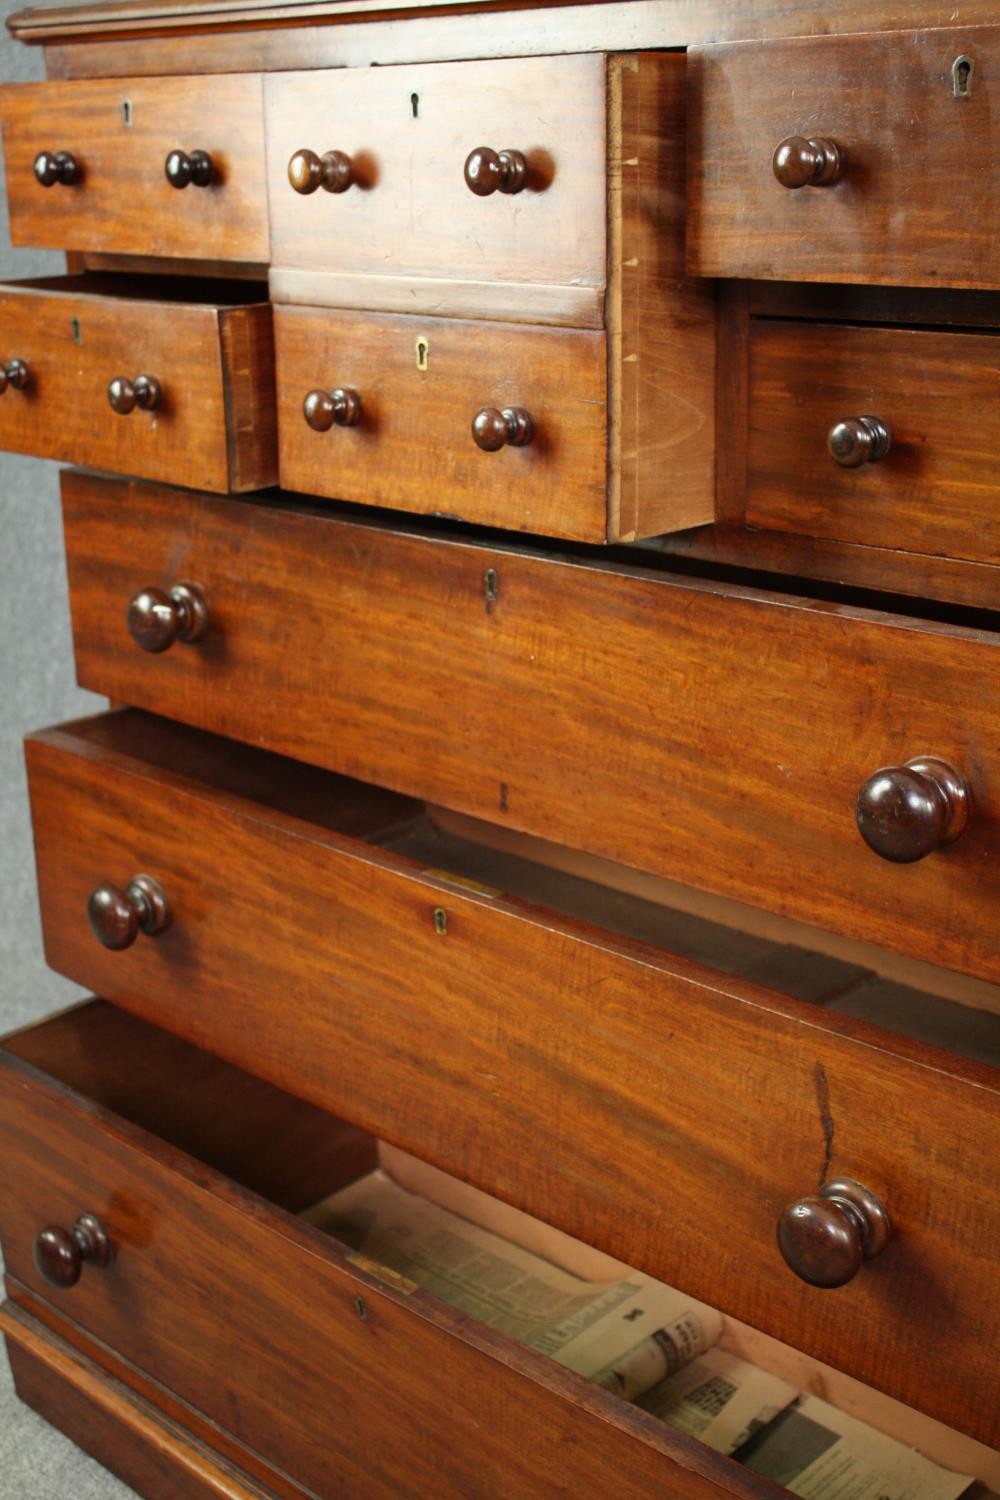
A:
23;710;1000;1446
61;473;1000;983
0;276;275;492
0;74;267;262
0;1001;783;1499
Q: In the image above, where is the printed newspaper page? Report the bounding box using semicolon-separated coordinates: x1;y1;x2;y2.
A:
640;1346;798;1455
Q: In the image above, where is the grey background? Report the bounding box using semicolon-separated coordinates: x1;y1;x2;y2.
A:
0;6;135;1493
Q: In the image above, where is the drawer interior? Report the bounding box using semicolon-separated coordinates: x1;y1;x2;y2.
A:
3;999;997;1498
0;271;270;310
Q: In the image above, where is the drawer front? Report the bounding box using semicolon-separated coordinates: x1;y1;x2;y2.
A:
0;75;267;262
0;282;275;492
0;1004;763;1500
746;321;1000;564
62;474;1000;984
275;307;608;540
688;28;1000;289
265;54;607;323
24;718;1000;1447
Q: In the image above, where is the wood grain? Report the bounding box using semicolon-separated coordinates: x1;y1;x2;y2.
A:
0;1005;781;1500
264;54;607;312
275;306;608;540
61;472;1000;981
746;320;1000;565
0;276;275;491
688;27;1000;291
0;73;267;261
2;1305;278;1500
606;52;715;540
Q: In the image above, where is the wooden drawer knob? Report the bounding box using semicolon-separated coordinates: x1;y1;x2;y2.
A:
472;406;534;451
828;416;892;468
856;756;970;864
778;1178;890;1289
34;1214;113;1289
0;359;30;394
33;149;78;187
108;374;161;415
164;148;212;189
87;874;171;950
464;147;528;196
303;387;361;431
127;582;208;653
772;136;842;189
288;148;353;195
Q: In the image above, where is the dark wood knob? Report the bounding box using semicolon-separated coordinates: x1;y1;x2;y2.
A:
303;388;362;431
34;1214;113;1289
164;148;212;188
856;756;970;864
0;359;29;395
772;136;842;189
288;148;353;195
472;406;534;451
108;374;161;415
464;147;528;196
127;582;208;653
828;416;892;468
33;149;78;187
778;1178;890;1289
87;874;171;950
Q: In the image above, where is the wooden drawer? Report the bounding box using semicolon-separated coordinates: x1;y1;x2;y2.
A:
0;276;275;492
0;74;267;262
275;307;608;540
687;27;1000;290
745;321;1000;565
0;1002;785;1499
61;473;1000;984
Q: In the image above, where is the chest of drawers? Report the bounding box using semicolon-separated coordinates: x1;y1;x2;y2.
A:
0;2;998;1498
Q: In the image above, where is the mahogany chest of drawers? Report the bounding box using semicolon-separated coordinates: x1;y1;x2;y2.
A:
0;1;998;1497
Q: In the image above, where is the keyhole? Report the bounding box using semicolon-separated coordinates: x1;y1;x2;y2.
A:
121;98;132;126
415;336;429;371
952;55;974;98
410;92;420;119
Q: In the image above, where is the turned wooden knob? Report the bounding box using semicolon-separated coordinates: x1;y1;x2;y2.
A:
0;359;29;394
34;1214;113;1289
164;148;212;188
472;406;534;451
464;147;528;196
127;582;208;653
108;374;161;415
856;756;970;864
87;874;171;951
772;136;842;189
303;388;362;431
778;1178;890;1289
288;148;354;195
828;416;892;468
33;149;78;187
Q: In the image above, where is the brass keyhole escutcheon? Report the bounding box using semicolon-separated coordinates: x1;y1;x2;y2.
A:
415;336;429;372
952;55;974;98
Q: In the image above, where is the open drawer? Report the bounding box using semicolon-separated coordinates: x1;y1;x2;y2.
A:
1;1001;997;1500
24;709;1000;1449
0;275;275;492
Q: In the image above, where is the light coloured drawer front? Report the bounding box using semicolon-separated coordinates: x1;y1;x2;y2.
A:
0;277;275;493
688;27;1000;290
61;472;1000;985
265;54;607;324
23;714;1000;1449
745;320;1000;565
0;75;267;262
275;306;608;541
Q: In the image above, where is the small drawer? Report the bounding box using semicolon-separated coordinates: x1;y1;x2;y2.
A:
0;275;275;492
61;473;1000;984
275;307;607;540
745;321;1000;565
0;75;267;263
687;27;1000;290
